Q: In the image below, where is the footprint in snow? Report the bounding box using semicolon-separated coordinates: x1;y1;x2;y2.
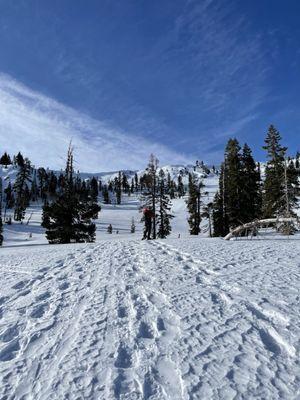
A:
114;344;133;369
12;280;29;290
0;339;20;362
35;291;51;302
0;296;9;306
0;324;19;343
30;303;49;319
138;321;155;339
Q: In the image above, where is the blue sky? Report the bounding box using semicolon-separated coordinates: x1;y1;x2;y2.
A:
0;0;299;171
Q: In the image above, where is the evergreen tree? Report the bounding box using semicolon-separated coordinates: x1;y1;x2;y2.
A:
177;175;185;198
90;177;99;201
13;158;32;221
115;172;122;205
43;145;100;244
186;173;205;235
212;163;228;237
16;152;25;167
157;169;173;238
41;200;51;229
262;125;287;217
102;185;110;204
240;143;262;223
4;182;14;209
0;152;12;166
141;154;159;239
224;138;242;229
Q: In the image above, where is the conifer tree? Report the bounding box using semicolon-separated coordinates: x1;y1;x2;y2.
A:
16;152;25;167
240;143;262;223
0;152;12;166
186;172;205;235
177;175;185;198
262;125;287;217
115;172;122;205
4;182;14;209
90;177;99;202
223;138;242;229
43;145;100;244
13;158;32;221
102;185;110;204
141;154;159;239
157;169;173;238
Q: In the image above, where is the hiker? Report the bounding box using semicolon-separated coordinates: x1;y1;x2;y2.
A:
142;207;154;240
107;224;113;234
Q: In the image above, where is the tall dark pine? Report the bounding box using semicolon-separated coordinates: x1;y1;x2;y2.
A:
212;163;228;236
186;173;205;235
0;152;12;166
262;125;287;217
157;169;173;238
240;143;262;223
43;145;100;244
13;159;32;221
115;172;122;205
224;138;242;230
141;154;159;239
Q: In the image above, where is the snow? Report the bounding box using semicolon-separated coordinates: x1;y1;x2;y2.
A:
0;237;299;399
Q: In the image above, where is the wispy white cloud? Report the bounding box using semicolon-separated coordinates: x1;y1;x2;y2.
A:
0;73;192;172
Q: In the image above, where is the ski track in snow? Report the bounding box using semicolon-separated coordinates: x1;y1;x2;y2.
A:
0;238;299;399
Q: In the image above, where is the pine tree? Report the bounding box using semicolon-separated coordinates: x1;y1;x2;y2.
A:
157;169;174;238
262;125;287;217
186;173;205;235
0;152;12;166
141;154;159;239
13;158;32;221
102;185;110;204
41;200;51;229
240;143;262;223
43;145;100;244
212;163;228;237
4;182;14;209
115;172;122;205
16;152;25;167
177;175;185;198
223;138;243;229
90;177;99;201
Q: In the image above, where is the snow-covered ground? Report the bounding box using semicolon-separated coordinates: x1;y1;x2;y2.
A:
0;237;299;399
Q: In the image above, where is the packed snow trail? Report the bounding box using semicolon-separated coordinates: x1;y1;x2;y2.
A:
0;239;299;399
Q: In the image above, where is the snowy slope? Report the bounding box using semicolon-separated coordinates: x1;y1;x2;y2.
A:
0;238;299;399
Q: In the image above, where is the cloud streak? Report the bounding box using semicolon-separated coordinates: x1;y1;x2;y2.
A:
0;73;192;172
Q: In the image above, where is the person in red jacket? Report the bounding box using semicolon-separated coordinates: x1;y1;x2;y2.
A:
142;207;154;240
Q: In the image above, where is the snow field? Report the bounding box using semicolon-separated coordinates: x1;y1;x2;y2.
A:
0;237;299;399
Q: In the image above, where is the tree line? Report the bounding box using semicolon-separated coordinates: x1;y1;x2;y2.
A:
212;125;299;237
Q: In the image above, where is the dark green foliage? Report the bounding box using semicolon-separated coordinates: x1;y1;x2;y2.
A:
186;173;205;235
141;154;159;239
0;152;12;166
43;146;100;244
240;144;262;223
90;177;99;201
13;159;32;221
102;185;110;204
157;169;173;238
212;163;229;237
177;175;185;198
262;125;287;217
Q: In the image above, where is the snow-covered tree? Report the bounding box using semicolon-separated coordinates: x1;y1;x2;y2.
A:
13;158;32;222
